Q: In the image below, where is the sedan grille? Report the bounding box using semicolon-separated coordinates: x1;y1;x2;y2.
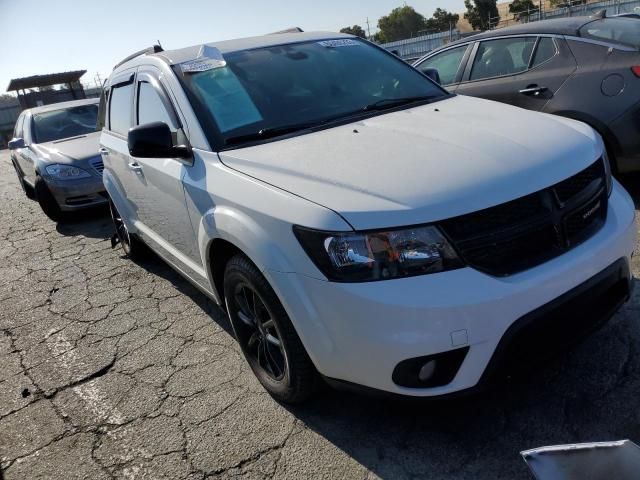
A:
90;158;104;175
440;159;607;276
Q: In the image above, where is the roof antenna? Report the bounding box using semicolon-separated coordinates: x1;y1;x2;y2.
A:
157;40;163;49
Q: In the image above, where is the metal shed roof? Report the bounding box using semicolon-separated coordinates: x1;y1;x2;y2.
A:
7;70;87;92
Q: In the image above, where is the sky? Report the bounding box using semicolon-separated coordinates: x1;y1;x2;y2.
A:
0;0;466;93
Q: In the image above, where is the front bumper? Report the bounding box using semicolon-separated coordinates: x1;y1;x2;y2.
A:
45;175;108;211
266;181;637;396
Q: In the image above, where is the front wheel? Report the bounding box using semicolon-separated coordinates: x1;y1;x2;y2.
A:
34;176;62;222
224;254;320;403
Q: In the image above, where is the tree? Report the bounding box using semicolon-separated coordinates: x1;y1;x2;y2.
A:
376;5;428;43
549;0;585;7
509;0;537;20
425;8;460;33
339;25;367;38
464;0;499;30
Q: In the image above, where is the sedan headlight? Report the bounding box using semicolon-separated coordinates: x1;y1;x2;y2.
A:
45;164;91;180
294;225;463;282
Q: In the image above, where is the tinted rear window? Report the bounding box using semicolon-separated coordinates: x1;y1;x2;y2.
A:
579;18;640;48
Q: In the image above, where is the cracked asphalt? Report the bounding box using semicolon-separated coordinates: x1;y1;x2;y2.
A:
0;149;638;480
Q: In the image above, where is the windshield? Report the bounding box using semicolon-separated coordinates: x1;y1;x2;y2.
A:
32;104;98;143
579;18;640;48
177;38;447;149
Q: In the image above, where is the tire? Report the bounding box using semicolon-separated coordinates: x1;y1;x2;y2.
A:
224;254;320;403
109;199;145;259
11;160;35;200
34;176;62;222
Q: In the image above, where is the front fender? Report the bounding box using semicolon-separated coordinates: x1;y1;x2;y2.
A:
198;204;299;283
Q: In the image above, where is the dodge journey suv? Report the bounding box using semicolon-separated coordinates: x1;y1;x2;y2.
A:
100;32;637;403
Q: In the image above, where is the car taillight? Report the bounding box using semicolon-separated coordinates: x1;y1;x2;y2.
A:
632;66;640;77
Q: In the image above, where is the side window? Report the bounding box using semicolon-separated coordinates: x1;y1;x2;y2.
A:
531;37;557;68
137;81;176;131
109;82;133;136
418;46;467;86
470;37;537;81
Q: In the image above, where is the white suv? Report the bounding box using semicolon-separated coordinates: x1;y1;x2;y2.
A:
99;33;637;403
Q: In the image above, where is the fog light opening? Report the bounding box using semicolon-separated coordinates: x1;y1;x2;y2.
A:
418;360;437;382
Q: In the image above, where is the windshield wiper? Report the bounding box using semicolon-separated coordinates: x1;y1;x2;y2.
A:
225;122;318;146
362;95;437;111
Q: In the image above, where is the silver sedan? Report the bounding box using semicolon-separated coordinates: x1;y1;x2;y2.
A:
9;98;107;221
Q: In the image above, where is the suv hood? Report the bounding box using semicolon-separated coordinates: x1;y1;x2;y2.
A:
219;95;603;230
32;131;101;164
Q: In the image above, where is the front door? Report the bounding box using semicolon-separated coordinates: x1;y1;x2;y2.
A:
456;36;576;111
127;70;200;265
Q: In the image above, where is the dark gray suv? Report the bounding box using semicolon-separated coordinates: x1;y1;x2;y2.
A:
414;14;640;173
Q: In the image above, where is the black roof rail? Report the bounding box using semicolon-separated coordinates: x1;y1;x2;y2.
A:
113;45;164;70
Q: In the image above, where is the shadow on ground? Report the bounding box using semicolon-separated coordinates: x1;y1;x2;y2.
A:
55;205;112;239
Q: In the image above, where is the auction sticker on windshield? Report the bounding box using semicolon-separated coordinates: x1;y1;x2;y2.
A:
318;39;359;48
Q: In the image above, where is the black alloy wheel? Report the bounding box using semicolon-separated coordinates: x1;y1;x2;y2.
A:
233;282;288;381
224;254;319;403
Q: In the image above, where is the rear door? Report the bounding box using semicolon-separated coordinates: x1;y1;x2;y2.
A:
413;43;471;91
456;35;576;110
100;71;139;221
128;68;200;264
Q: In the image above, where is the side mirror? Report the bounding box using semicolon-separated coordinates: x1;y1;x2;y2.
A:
422;68;441;84
127;122;191;159
8;138;25;150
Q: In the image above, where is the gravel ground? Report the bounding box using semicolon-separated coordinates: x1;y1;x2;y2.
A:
0;149;638;479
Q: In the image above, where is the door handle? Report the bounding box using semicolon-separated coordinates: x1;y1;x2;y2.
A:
519;85;548;96
128;162;143;172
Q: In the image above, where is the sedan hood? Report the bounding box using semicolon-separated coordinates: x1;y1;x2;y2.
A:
219;95;603;230
33;131;101;164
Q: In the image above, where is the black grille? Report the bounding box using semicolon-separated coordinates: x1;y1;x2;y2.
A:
90;158;104;175
440;159;607;276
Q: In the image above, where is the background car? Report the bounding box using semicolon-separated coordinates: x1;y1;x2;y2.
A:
8;98;106;221
413;14;640;174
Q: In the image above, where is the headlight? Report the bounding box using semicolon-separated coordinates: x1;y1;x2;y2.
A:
602;149;613;196
45;164;91;180
293;225;463;282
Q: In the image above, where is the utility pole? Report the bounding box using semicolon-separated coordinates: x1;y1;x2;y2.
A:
365;17;371;39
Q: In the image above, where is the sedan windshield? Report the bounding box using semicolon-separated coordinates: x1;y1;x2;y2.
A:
178;38;447;148
32;104;98;143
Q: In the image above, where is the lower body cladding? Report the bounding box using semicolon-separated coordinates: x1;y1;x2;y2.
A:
265;182;637;397
45;176;108;211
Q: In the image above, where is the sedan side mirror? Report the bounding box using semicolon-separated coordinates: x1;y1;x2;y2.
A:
422;68;441;85
8;138;25;150
127;122;191;159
